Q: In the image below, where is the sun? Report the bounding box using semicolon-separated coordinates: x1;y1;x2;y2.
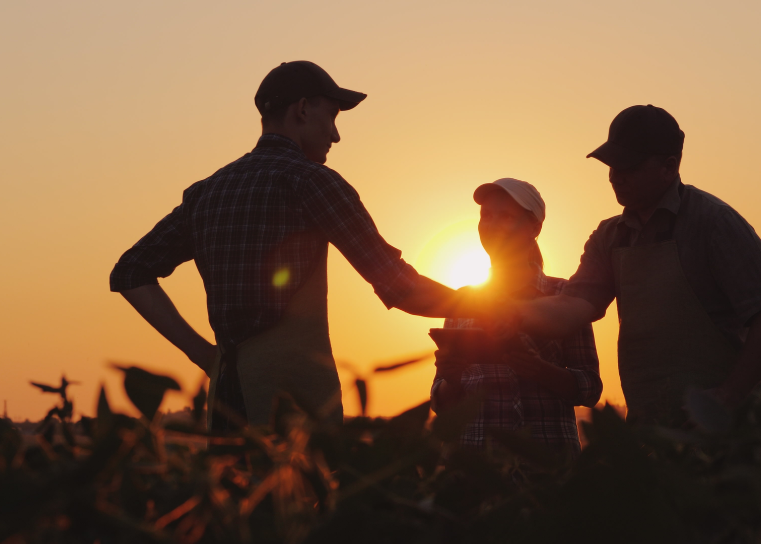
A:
415;219;491;289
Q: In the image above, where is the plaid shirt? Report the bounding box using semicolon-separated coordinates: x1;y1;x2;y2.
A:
431;272;602;456
110;134;419;345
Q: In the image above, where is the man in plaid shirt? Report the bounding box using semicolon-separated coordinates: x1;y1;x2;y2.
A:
110;61;489;429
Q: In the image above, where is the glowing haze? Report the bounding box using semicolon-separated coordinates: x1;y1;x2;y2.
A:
1;1;760;420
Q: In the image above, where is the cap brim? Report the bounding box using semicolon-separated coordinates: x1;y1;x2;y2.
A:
586;141;648;170
326;87;367;110
473;184;507;204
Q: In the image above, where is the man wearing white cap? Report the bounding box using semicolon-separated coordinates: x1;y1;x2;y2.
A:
431;179;602;456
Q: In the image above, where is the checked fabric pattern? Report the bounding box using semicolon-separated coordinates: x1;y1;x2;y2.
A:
110;134;419;346
431;272;602;457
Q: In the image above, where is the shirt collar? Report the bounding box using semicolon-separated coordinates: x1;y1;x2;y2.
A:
254;133;305;155
618;176;683;229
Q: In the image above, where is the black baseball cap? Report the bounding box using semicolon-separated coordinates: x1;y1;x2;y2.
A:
587;105;685;170
255;61;367;115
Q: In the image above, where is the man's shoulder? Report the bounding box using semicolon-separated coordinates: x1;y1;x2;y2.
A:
243;146;345;186
184;151;258;189
583;215;622;246
596;215;622;230
682;184;752;228
683;184;738;215
182;149;346;199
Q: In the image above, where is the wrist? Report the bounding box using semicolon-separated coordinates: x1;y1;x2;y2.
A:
186;338;216;369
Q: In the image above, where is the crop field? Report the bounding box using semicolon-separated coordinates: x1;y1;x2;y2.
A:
2;363;761;544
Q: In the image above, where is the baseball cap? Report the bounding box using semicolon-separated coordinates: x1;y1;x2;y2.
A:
587;105;685;170
473;178;546;223
255;61;367;115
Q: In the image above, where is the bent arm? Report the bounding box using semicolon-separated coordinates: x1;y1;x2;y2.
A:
299;170;520;319
708;211;761;408
716;312;761;408
121;285;216;374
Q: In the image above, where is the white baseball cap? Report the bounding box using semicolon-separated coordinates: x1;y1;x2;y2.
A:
473;178;545;224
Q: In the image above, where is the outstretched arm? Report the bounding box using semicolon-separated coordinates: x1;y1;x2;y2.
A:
393;277;478;318
517;294;599;338
395;281;599;334
121;285;216;374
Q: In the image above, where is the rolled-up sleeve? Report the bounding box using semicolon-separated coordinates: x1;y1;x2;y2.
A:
562;322;603;407
564;220;618;321
299;168;419;308
110;204;193;292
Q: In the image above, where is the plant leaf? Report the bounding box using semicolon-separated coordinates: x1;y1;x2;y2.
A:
192;383;207;425
112;365;181;421
489;427;559;470
373;354;430;373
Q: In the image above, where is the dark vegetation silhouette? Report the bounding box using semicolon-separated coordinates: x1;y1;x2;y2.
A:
2;358;761;543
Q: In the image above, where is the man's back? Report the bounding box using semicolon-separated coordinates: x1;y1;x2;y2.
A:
110;134;419;346
185;135;332;345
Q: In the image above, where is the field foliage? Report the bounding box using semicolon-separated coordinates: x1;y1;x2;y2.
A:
2;364;761;543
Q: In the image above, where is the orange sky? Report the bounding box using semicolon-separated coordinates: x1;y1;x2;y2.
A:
2;1;760;421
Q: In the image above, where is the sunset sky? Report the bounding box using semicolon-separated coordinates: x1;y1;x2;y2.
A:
2;1;760;421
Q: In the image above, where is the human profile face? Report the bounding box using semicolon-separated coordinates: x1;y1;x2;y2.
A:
478;190;540;262
299;96;341;164
608;155;679;210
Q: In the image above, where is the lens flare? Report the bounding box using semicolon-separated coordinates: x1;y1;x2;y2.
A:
272;268;290;287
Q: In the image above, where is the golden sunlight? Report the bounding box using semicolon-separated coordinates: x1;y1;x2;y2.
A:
415;219;491;289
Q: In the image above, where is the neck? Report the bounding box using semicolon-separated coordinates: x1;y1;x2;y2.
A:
632;176;679;226
634;204;659;226
262;126;302;150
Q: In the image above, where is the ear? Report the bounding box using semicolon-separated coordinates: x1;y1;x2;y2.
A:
292;97;310;124
662;155;680;181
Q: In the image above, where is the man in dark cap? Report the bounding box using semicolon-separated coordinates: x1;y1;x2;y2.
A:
509;105;761;426
110;61;487;430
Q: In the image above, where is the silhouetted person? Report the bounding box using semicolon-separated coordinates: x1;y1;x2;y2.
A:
431;179;601;457
502;105;761;426
110;61;490;430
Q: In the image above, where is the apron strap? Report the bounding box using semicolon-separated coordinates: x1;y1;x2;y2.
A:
211;341;247;432
614;209;678;250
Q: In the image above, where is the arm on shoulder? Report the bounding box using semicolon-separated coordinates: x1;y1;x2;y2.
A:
518;294;599;338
